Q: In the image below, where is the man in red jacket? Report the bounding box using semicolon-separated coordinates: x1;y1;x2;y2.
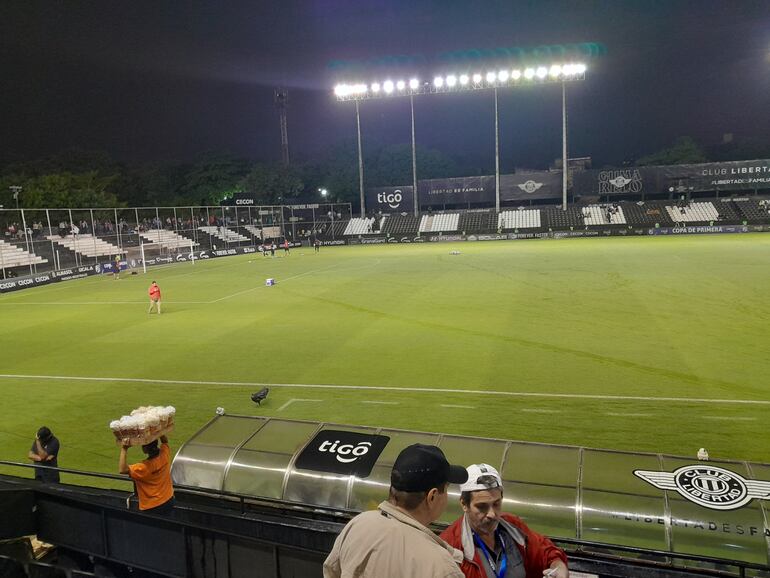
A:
148;281;162;314
440;464;569;578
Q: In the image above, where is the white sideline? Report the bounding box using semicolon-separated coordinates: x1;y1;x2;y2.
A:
0;373;768;406
277;398;322;412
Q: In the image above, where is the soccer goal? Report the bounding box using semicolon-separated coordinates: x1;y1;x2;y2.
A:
126;243;164;273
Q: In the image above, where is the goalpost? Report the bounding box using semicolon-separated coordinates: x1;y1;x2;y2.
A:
126;242;163;274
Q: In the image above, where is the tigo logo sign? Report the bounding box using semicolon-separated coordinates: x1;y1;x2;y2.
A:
295;430;390;477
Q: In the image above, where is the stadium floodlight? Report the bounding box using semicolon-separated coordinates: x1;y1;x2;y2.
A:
334;84;348;97
318;188;328;197
333;61;585;100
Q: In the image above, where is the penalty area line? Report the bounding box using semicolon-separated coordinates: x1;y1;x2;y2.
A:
0;373;768;406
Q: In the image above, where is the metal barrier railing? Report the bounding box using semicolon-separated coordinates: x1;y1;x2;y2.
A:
0;460;766;577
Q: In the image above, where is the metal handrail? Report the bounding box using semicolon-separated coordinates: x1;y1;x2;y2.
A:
0;460;766;574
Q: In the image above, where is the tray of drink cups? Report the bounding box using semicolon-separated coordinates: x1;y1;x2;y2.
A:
110;406;176;447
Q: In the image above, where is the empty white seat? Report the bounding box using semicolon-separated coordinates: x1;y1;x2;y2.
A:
419;213;459;233
198;226;249;242
665;202;719;223
499;209;542;229
344;217;375;235
0;240;47;267
140;229;197;249
47;234;120;258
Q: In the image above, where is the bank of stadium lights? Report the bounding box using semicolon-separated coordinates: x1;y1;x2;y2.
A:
334;62;586;100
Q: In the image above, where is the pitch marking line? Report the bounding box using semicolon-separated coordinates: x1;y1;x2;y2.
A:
440;404;476;409
703;416;757;421
211;263;341;303
277;398;323;412
1;374;768;406
521;408;562;414
605;412;655;417
361;401;399;405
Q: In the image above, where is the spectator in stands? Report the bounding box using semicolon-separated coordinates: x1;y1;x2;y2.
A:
441;464;569;578
119;435;175;515
323;444;468;578
28;426;60;483
148;281;162;314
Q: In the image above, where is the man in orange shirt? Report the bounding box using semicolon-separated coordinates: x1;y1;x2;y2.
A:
148;281;161;314
119;435;175;515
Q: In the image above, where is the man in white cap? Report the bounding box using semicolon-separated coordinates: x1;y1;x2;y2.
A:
440;464;569;578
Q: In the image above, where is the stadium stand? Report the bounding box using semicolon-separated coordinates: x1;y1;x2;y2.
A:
713;200;741;222
244;224;262;237
47;234;120;258
499;209;542;230
734;199;770;222
140;229;197;249
380;214;419;235
344;217;375;235
621;202;675;226
459;211;498;232
198;226;249;242
542;207;584;228
665;201;720;223
582;204;627;225
0;240;48;267
261;225;282;239
419;213;460;233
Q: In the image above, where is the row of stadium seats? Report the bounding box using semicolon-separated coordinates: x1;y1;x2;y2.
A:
140;229;197;249
665;202;720;223
0;240;48;267
198;225;249;243
419;213;460;233
459;211;498;232
499;209;541;229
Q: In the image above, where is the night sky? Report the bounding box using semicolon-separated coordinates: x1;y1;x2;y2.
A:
2;1;769;170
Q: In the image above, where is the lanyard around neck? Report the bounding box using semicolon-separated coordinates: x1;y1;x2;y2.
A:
473;531;507;578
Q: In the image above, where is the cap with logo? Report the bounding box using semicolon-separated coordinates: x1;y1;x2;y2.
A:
391;444;468;492
460;463;503;493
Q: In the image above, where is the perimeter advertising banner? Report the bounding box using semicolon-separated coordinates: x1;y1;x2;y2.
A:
365;186;414;213
573;159;770;196
419;176;495;205
499;171;563;201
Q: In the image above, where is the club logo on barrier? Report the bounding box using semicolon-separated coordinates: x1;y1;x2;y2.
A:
634;465;770;510
609;176;632;188
295;429;390;477
517;180;544;194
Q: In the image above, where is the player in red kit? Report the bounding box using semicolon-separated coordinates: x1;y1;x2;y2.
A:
148;281;162;314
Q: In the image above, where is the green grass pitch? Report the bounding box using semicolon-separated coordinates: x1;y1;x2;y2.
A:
1;234;768;486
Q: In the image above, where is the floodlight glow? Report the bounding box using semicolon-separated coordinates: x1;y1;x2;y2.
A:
472;73;483;84
511;69;522;80
383;80;394;93
524;68;535;79
562;64;574;76
575;63;587;74
371;82;380;93
396;80;406;91
354;83;368;94
446;75;457;87
433;76;444;88
409;78;419;90
536;67;548;79
486;71;497;83
549;65;562;77
498;70;509;82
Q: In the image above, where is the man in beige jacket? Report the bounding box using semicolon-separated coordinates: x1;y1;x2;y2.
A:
324;443;468;578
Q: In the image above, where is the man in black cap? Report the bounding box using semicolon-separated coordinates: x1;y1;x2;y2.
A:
324;443;468;578
27;426;60;483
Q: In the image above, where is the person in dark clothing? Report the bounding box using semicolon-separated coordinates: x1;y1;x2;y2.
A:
28;426;60;483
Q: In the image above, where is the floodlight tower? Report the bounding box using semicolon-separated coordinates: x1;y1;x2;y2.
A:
275;89;290;166
334;62;586;213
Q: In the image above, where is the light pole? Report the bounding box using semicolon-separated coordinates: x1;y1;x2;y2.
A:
9;186;22;210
